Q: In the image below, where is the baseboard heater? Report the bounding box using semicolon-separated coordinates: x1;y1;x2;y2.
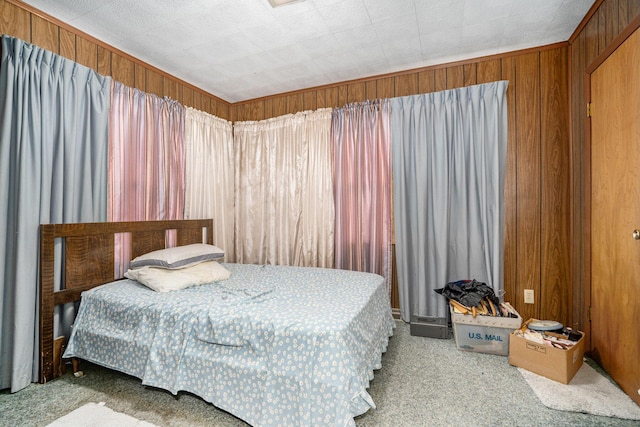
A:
410;315;450;339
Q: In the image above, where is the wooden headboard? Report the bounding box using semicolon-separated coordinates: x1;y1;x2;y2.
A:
39;219;213;383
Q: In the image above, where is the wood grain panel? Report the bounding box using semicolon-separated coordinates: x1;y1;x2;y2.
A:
273;96;287;117
337;85;347;107
477;59;501;84
65;235;114;290
240;101;256;121
231;105;243;122
598;2;608;49
31;14;58;53
600;0;619;49
515;52;541;321
76;37;97;71
231;104;240;122
287;93;303;114
202;96;214;116
391;244;399;310
395;73;418;97
377;77;395;99
164;78;181;102
365;80;377;100
59;28;75;62
303;91;317;111
146;69;164;97
585;16;600;66
134;63;146;92
97;45;111;76
324;87;339;108
619;0;630;29
191;91;203;112
217;100;230;120
0;0;31;41
463;63;477;87
202;94;218;115
177;228;203;246
347;82;366;104
210;98;227;119
193;99;206;117
39;223;56;382
417;69;435;94
198;94;209;114
263;98;274;119
131;230;166;258
540;47;570;326
501;56;517;306
207;98;218;117
112;53;135;87
316;89;327;109
570;31;586;331
435;68;447;91
209;98;218;117
180;85;194;109
630;0;640;21
253;100;266;120
446;65;463;89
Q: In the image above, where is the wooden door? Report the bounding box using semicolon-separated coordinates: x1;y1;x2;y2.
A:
590;26;640;406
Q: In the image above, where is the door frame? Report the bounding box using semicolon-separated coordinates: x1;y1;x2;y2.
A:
583;15;640;353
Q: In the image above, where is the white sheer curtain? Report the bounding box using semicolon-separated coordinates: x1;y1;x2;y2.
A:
184;107;235;260
391;81;508;322
233;109;334;267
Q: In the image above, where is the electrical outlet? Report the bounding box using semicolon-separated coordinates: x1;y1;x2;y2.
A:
524;289;534;304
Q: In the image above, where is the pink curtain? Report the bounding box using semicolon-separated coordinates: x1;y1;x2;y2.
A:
332;99;393;293
108;81;185;273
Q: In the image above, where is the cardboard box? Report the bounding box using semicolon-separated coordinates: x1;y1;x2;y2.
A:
451;305;522;356
508;320;584;384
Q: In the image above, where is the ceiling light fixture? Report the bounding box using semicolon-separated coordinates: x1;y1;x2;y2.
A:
268;0;304;7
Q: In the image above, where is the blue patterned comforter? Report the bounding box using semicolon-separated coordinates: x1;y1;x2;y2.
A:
64;263;395;426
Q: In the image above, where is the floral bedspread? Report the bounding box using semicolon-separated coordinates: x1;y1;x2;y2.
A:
64;263;395;427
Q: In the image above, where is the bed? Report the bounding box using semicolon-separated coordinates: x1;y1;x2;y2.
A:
39;219;394;427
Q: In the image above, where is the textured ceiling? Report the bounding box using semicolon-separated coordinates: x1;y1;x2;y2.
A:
21;0;595;103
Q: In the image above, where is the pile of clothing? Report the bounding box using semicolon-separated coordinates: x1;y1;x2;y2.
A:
435;279;518;318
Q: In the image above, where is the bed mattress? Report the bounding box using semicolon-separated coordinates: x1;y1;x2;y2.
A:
63;263;394;427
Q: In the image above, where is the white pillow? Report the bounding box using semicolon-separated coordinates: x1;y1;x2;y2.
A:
124;261;231;292
129;243;225;270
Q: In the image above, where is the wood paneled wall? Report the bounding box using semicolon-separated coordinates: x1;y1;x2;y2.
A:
0;0;231;120
570;0;640;333
231;59;511;122
233;45;572;325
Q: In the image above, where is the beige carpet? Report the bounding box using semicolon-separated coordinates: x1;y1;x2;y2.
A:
519;362;640;420
46;402;159;427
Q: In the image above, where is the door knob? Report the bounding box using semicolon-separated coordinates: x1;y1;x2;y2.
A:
634;230;640;240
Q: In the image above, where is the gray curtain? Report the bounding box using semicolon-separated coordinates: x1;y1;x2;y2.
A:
391;81;508;322
0;36;110;392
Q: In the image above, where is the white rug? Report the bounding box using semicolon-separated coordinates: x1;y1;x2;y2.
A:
519;362;640;420
46;402;159;427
